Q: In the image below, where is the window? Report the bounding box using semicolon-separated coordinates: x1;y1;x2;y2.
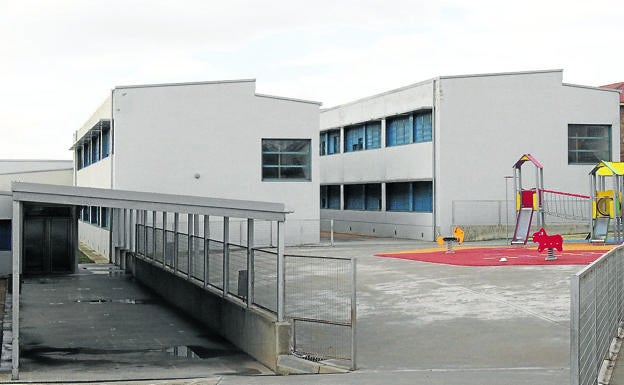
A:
386;181;433;212
321;185;341;209
90;206;99;225
83;142;91;167
100;207;109;229
344;121;381;152
0;220;11;251
80;206;89;222
320;129;341;155
386;110;432;146
262;139;311;181
344;184;381;211
92;135;100;164
568;124;612;164
102;128;110;158
76;148;83;170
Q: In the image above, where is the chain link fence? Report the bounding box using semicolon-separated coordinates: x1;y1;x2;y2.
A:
571;245;624;385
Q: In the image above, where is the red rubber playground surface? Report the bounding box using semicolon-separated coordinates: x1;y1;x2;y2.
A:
375;243;615;266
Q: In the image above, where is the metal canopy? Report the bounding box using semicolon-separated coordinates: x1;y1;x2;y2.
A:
11;182;288;221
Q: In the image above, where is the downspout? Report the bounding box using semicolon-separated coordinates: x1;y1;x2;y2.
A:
108;88;115;264
432;78;438;240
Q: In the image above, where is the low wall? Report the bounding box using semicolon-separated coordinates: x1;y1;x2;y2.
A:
131;255;290;372
462;224;590;241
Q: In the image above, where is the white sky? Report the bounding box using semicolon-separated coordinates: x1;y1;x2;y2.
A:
1;0;622;159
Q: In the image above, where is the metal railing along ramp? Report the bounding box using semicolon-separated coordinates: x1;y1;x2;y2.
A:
571;245;624;385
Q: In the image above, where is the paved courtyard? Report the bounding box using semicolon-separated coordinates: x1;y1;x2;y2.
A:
2;237;595;384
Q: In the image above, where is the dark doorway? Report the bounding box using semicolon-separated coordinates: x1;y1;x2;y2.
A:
23;205;74;274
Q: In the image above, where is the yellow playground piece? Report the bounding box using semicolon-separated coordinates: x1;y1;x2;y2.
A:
437;226;465;254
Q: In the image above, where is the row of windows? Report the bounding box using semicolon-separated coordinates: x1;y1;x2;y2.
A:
568;124;612;164
320;110;432;156
79;206;110;229
321;181;433;212
76;121;111;170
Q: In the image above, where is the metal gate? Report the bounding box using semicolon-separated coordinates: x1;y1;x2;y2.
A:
284;254;356;369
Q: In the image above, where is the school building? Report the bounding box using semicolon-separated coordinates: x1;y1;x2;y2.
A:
319;70;621;240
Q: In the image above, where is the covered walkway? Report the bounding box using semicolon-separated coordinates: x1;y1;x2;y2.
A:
9;182;289;380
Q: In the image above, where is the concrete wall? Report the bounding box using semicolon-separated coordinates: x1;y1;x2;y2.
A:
75;157;112;189
78;222;110;258
110;81;320;245
132;256;289;372
0;169;73;191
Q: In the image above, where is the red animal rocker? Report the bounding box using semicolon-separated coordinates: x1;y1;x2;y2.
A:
532;228;563;261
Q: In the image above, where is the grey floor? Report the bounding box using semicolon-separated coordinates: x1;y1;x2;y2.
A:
16;263;271;382
12;238;582;384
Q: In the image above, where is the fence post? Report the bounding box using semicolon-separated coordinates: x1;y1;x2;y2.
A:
173;212;179;272
351;257;357;370
277;220;285;322
570;274;580;385
330;219;334;247
188;213;193;279
162;212;167;268
247;218;254;308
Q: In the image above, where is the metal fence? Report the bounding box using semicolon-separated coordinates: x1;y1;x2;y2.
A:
135;224;357;368
284;254;356;369
571;245;624;385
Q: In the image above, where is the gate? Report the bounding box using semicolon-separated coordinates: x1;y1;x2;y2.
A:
284;254;357;369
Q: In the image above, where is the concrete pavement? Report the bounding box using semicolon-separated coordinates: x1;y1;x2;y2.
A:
0;237;587;384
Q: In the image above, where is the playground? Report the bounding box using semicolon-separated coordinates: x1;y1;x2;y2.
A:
379;154;624;268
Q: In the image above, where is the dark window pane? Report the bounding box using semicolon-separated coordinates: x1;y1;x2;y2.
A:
261;139;311;181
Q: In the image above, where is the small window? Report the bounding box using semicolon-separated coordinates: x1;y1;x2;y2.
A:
321;185;340;209
92;135;100;164
262;139;311;181
102;128;110;159
90;206;99;225
568;124;611;164
84;142;91;167
76;148;83;170
320;129;341;156
0;220;11;251
344;121;381;152
100;207;109;229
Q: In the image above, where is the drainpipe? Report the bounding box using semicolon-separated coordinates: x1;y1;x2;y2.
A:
431;78;438;240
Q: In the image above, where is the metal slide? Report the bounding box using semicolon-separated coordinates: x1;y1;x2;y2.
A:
511;207;534;245
590;217;610;243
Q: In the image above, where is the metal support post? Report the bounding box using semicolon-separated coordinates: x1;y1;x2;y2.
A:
223;217;230;297
162;212;167;268
204;215;209;288
173;212;179;272
11;201;21;380
351;257;357;370
330;219;334;247
188;213;193;279
277;220;285;322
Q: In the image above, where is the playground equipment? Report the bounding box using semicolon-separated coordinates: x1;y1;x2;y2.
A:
437;226;465;254
511;154;545;245
532;228;562;260
588;161;624;243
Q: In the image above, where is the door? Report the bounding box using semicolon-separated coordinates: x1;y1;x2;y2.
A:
23;207;74;275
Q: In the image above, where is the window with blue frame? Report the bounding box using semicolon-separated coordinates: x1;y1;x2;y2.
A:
320;129;341;155
344;121;381;152
102;128;110;158
92;135;100;164
344;125;364;152
90;206;99;225
386;110;432;147
0;220;11;251
83;142;91;167
262;139;311;181
344;184;381;211
386;181;433;212
76;148;83;170
320;185;341;209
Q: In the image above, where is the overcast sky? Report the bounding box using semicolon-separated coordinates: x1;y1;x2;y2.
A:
1;0;622;160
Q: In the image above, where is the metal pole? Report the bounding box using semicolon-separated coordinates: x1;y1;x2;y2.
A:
11;200;21;380
173;212;179;272
351;257;357;370
204;215;209;288
247;218;254;307
330;219;334;247
162;212;167;268
277;220;285;322
188;213;193;279
223;217;230;297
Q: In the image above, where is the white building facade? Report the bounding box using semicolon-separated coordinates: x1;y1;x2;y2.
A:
73;80;320;257
320;70;621;240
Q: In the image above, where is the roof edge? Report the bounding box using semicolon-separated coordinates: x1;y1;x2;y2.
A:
439;69;563;80
563;83;622;93
255;93;322;106
115;79;256;90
